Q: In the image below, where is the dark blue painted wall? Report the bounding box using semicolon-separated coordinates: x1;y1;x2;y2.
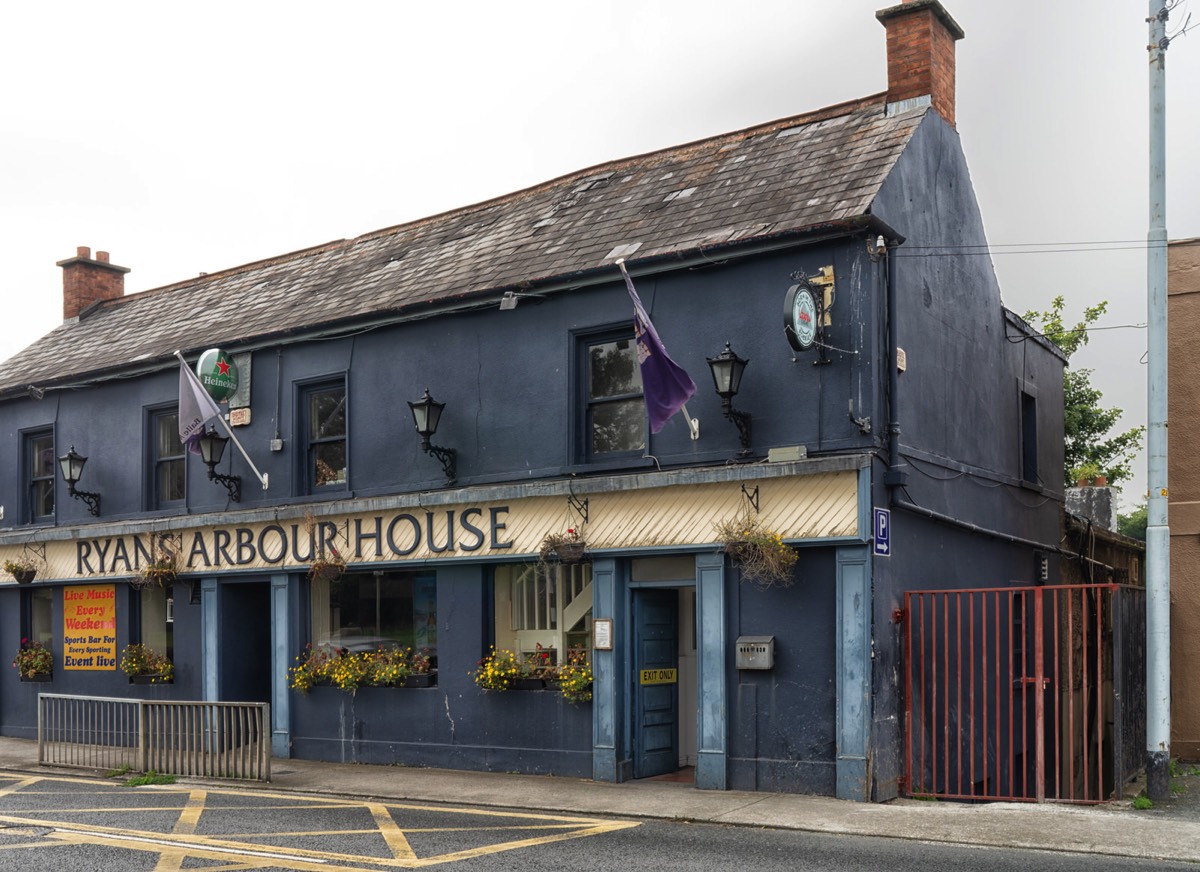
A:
0;582;203;738
864;113;1065;799
0;110;1064;796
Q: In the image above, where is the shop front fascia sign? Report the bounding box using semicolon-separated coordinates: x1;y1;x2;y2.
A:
14;472;859;582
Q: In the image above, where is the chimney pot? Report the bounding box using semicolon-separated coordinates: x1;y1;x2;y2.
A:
877;0;964;128
96;251;110;263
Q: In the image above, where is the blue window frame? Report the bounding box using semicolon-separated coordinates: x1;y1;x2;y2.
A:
301;379;348;493
149;407;185;509
579;330;644;461
24;429;54;523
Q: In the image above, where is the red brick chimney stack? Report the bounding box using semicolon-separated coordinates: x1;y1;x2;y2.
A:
57;246;131;320
876;0;965;128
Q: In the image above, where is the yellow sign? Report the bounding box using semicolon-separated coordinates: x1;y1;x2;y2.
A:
62;584;118;670
640;668;677;685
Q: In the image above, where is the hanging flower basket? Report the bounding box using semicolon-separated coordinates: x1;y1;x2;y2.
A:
538;529;587;564
4;559;39;585
715;514;798;589
308;556;346;584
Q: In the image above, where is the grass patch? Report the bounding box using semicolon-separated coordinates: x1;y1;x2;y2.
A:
104;764;133;779
1132;794;1154;810
123;770;177;787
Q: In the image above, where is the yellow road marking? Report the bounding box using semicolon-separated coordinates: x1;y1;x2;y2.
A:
0;774;641;868
368;803;417;860
0;777;39;798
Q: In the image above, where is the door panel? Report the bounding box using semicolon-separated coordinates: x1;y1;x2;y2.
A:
634;588;678;778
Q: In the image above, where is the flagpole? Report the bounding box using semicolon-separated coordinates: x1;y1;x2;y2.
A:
616;259;700;441
174;351;269;490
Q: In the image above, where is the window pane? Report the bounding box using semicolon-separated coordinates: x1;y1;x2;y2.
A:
31;435;55;477
157;414;182;457
157;458;185;502
309;388;346;440
31;480;54;518
314;442;347;487
31;588;53;647
313;572;436;656
140;584;173;661
591;398;645;454
589;339;641;400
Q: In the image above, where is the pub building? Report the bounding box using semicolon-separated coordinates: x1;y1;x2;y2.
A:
0;2;1068;801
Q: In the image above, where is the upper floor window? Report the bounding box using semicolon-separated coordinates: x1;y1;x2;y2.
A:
1020;386;1038;485
303;380;348;492
25;429;54;522
582;333;644;459
151;408;185;508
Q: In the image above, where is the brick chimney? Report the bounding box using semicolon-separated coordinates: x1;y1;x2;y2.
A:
876;0;965;128
56;246;131;320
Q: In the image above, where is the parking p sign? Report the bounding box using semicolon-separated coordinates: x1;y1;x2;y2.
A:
873;508;891;557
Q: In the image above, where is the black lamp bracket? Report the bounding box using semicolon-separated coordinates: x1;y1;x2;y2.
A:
67;483;102;517
207;468;242;503
423;442;457;486
723;403;752;455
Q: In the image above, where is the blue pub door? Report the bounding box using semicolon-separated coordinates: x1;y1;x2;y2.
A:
633;588;679;778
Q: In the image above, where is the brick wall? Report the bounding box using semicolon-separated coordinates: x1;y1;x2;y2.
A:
57;246;130;319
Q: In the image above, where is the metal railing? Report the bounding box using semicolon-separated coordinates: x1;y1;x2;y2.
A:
903;584;1144;804
38;694;271;782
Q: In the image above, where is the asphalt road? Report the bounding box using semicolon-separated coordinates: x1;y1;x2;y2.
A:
0;772;1197;871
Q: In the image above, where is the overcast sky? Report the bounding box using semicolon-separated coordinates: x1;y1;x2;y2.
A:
2;1;1197;510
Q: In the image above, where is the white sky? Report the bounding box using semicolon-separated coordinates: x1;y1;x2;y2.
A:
2;1;1197;511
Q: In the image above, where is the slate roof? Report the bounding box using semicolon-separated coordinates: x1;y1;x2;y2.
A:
0;93;926;397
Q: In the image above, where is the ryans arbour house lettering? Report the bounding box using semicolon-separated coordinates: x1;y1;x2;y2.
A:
76;507;514;575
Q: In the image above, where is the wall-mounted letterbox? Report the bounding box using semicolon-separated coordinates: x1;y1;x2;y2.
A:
735;635;775;670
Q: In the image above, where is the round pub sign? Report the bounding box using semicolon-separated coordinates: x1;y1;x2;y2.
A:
196;348;239;402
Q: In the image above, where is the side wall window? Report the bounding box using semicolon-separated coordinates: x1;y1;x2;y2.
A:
301;380;348;493
150;407;185;509
25;429;55;522
580;331;644;460
1020;387;1039;484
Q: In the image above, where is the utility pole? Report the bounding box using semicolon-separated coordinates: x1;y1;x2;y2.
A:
1145;0;1170;802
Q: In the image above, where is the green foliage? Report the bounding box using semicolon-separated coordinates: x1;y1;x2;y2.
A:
119;643;174;683
1132;794;1154;810
123;770;177;787
1023;296;1144;486
1118;503;1148;541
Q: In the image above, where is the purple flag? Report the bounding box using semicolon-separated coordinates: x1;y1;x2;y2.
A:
619;261;696;433
179;360;222;454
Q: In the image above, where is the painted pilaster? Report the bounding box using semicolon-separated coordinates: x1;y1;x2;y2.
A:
836;545;872;800
695;551;727;790
591;558;623;782
270;573;291;758
201;576;219;702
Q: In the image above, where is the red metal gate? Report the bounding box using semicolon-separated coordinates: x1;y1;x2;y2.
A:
902;584;1144;804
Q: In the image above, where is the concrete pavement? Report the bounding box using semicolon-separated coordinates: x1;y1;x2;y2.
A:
0;735;1197;865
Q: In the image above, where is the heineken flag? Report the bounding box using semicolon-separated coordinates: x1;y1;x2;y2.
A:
179;360;222;454
619;262;696;433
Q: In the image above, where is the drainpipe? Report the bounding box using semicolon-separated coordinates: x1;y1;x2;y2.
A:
881;237;908;493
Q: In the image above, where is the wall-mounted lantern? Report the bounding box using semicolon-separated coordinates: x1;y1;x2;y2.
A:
57;446;101;516
197;426;242;502
408;389;457;485
706;342;752;456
